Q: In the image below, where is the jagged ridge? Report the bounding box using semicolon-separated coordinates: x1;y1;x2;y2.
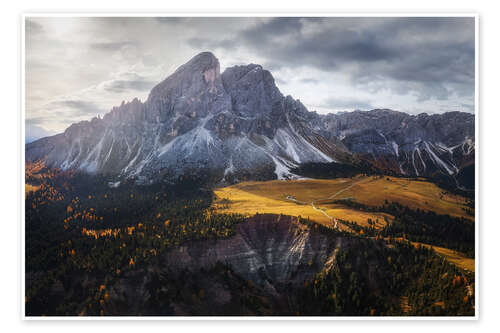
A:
26;52;475;186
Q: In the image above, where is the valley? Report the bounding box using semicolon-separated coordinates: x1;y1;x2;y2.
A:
23;51;476;317
24;161;475;316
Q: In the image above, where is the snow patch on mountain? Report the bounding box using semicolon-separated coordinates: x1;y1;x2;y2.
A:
424;141;454;175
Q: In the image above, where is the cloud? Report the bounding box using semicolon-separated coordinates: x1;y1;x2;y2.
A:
321;97;374;111
154;17;192;25
187;38;237;51
102;79;155;93
274;77;287;85
25;120;56;143
300;78;319;84
51;100;106;117
99;72;156;93
90;41;137;51
460;103;475;112
197;17;475;103
24;16;475;135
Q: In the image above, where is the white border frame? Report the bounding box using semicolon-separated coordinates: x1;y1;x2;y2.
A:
20;12;479;321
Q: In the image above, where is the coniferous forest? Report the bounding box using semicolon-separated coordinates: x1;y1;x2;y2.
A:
25;162;474;316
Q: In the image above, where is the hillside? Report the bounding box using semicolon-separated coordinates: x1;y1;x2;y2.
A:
213;176;475;269
213;176;473;226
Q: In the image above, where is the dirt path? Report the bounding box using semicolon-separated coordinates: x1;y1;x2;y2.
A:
286;178;368;230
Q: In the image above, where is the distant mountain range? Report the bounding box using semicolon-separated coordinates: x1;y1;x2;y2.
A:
26;52;475;189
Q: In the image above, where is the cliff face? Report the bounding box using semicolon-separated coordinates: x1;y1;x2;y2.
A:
35;214;353;315
163;214;346;291
26;52;339;183
321;110;475;180
26;52;475;187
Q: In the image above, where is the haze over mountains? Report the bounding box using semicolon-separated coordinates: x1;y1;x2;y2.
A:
26;52;475;188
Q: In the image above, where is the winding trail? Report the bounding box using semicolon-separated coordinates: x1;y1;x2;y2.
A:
286;178;368;230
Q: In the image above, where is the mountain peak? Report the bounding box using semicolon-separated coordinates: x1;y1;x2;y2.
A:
146;51;225;119
26;52;475;188
190;51;218;62
175;51;220;76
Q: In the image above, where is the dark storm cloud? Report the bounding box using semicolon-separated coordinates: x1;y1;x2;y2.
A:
237;17;398;69
199;17;475;102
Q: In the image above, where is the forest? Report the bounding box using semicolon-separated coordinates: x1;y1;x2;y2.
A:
25;163;475;316
330;199;475;257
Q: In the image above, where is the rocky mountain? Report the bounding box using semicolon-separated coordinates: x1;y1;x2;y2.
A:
319;109;475;188
26;52;475;188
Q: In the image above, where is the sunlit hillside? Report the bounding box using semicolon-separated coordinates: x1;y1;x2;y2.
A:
213;175;473;229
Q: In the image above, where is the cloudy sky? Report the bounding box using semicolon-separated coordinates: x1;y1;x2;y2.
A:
25;16;475;141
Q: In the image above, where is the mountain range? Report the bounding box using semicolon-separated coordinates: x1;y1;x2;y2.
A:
26;52;475;189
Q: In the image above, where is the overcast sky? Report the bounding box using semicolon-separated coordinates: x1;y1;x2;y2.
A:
25;16;475;141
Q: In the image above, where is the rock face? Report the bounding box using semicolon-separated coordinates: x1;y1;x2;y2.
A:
164;214;343;292
26;52;475;186
36;214;352;315
321;109;475;181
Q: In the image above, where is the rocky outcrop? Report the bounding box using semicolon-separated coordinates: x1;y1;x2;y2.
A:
163;214;345;292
